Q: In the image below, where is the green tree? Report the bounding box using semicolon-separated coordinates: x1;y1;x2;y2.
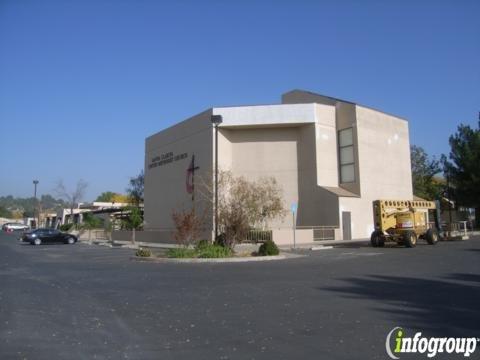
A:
410;145;442;200
55;179;88;225
126;170;144;206
82;212;103;228
0;195;66;214
442;121;480;227
81;212;103;242
122;206;143;244
0;206;12;218
40;194;67;210
95;191;117;202
22;210;34;218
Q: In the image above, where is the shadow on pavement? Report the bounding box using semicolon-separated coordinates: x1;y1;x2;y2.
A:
334;242;435;249
322;274;480;336
447;273;480;283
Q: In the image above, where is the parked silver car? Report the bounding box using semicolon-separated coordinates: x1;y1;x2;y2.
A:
2;222;30;231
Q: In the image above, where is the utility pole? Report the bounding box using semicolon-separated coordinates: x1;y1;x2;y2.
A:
446;171;453;237
211;114;223;242
33;180;39;228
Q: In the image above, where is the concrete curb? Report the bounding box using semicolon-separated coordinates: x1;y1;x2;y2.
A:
310;246;334;251
278;239;370;250
113;241;178;249
78;240;177;249
130;252;303;264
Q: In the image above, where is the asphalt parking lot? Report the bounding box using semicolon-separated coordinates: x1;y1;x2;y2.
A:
0;231;479;360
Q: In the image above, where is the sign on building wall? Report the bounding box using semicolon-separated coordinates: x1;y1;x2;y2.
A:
148;151;188;169
148;151;201;199
186;155;199;195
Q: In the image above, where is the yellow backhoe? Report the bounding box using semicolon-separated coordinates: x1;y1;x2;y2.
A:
371;199;440;248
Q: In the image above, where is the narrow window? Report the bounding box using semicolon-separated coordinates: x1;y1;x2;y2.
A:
339;128;355;183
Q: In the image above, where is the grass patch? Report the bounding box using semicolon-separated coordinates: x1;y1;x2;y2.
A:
167;248;197;258
197;244;232;258
167;243;233;258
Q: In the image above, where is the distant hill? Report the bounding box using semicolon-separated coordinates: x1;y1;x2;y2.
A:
0;195;68;217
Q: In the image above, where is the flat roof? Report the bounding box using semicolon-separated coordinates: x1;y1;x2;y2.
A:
282;89;407;121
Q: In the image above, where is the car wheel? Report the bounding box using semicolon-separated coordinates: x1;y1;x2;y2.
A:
425;228;438;245
403;231;417;248
66;237;75;245
32;238;42;246
370;230;385;247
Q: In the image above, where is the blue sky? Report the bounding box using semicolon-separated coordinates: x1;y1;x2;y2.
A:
0;0;479;201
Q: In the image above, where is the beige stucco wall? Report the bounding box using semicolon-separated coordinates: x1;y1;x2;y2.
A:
336;102;361;195
214;103;339;233
272;229;314;246
220;127;299;229
219;114;340;232
297;123;340;227
218;128;233;171
282;90;337;106
339;105;412;239
144;110;214;241
356;105;412;198
112;230;177;244
315;104;338;187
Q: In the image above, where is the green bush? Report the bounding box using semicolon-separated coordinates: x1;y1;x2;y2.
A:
166;244;232;259
258;239;279;256
195;239;210;250
167;248;197;258
81;213;103;229
214;233;227;247
59;223;74;232
197;244;232;258
135;248;151;257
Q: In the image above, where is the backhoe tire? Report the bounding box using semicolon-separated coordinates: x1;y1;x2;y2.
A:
370;231;385;247
403;231;417;248
425;228;439;245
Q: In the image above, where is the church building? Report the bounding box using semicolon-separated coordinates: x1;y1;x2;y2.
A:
144;89;413;244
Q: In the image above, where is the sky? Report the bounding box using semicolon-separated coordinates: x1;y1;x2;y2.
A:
0;0;479;201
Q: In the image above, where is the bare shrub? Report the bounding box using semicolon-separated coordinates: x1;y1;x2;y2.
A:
171;208;204;247
198;170;286;250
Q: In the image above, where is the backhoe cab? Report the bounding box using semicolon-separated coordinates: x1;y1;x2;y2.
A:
371;199;440;248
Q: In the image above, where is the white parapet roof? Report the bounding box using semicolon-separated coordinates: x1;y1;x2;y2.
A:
212;103;319;127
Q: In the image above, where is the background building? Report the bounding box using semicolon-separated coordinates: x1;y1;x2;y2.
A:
144;90;413;244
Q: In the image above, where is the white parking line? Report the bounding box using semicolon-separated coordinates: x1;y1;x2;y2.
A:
340;252;382;256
